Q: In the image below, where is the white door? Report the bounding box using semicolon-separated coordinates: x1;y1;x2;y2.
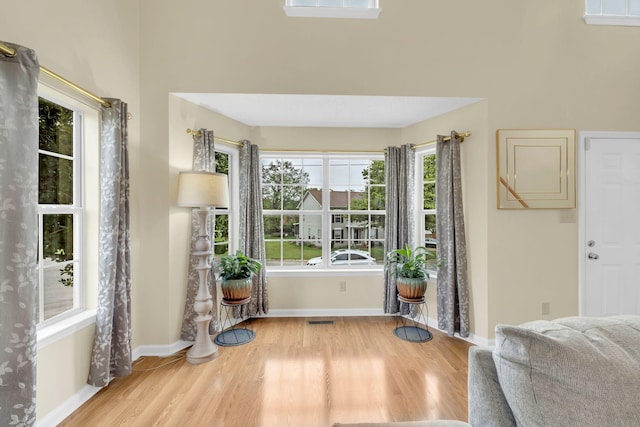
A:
581;133;640;317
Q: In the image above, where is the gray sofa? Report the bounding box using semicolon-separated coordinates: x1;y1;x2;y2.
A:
469;315;640;427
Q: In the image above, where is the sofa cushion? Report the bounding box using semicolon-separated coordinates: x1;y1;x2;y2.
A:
493;315;640;427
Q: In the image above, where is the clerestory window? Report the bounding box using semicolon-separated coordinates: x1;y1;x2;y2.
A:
585;0;640;26
284;0;381;19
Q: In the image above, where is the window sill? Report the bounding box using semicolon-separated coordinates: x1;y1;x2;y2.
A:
37;309;96;351
283;6;381;19
584;15;640;26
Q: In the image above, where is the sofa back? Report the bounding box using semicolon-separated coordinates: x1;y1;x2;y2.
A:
475;315;640;427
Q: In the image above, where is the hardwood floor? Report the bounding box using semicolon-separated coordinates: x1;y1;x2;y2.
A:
60;317;472;427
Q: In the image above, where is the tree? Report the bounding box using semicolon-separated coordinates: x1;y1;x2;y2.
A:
423;154;436;209
261;160;310;237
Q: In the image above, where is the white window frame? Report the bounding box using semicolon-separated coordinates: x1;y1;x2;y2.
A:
284;0;381;19
584;0;640;26
36;84;100;349
261;153;385;273
211;145;238;256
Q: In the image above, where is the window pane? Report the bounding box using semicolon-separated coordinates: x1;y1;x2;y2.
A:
630;0;640;15
42;262;75;321
370;214;385;240
213;214;229;256
283;214;298;241
39;97;73;156
290;0;316;6
423;154;436;181
370;185;386;210
319;0;342;7
264;214;282;239
262;185;282;210
423;182;436;210
424;215;438;270
283;185;304;210
43;214;74;261
586;0;602;14
215;152;229;175
603;0;626;14
39;153;73;204
345;0;370;7
301;214;322;241
368;160;385;185
265;241;283;267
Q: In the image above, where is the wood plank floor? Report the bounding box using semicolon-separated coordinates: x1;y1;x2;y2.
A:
60;316;473;427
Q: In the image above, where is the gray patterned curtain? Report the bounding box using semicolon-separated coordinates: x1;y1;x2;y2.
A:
180;129;219;339
383;145;415;314
0;41;39;427
436;131;469;337
239;140;268;316
88;99;133;386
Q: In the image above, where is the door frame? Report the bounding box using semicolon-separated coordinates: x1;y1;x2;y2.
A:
578;131;640;315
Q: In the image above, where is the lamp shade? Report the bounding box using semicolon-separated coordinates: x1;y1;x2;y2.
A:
177;171;230;208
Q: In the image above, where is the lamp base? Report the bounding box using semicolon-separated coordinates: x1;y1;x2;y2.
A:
186;340;218;364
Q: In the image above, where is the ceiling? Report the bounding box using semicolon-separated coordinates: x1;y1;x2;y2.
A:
174;93;482;128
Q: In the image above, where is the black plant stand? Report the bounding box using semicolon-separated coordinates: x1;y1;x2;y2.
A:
394;295;433;343
214;297;255;346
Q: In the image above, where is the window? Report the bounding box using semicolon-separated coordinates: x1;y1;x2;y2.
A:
418;149;438;273
37;96;82;326
262;155;384;269
35;84;100;342
213;150;232;256
585;0;640;25
284;0;381;19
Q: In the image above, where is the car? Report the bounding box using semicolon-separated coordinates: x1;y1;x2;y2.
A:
307;249;377;266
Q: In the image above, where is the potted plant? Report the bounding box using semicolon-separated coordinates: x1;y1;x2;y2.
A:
385;244;432;301
215;250;262;302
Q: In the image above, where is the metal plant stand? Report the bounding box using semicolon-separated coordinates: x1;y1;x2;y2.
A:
394;295;433;343
214;297;255;346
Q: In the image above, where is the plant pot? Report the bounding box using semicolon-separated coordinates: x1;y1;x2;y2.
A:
396;277;427;301
221;277;253;301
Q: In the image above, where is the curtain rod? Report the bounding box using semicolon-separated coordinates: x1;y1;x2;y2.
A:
1;41;111;108
186;128;243;146
185;127;471;152
411;131;472;149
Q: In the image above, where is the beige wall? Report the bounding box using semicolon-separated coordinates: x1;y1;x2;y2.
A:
139;0;639;349
4;0;640;421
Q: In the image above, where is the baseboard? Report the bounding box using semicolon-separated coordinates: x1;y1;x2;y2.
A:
36;384;102;427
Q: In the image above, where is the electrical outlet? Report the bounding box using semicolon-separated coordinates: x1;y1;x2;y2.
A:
541;302;551;315
339;281;347;292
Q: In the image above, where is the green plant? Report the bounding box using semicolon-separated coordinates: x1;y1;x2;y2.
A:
385;244;433;279
216;250;261;281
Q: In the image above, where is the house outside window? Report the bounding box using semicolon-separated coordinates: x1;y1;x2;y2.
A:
261;155;384;269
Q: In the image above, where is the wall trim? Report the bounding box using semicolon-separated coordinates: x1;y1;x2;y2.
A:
36;384;102;427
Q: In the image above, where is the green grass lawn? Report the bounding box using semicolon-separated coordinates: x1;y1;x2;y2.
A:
265;240;384;263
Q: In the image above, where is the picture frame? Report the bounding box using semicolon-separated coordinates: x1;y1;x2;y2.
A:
497;129;576;209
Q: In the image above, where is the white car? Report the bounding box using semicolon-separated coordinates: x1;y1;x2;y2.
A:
307;249;377;266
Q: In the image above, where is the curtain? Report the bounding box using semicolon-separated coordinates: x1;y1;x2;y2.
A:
180;129;219;340
436;131;470;337
239;140;268;316
0;41;39;427
383;145;415;314
87;99;133;386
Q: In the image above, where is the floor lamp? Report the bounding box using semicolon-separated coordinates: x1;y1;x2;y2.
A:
177;171;230;364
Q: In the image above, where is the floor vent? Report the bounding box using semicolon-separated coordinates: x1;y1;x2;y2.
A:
307;320;335;325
